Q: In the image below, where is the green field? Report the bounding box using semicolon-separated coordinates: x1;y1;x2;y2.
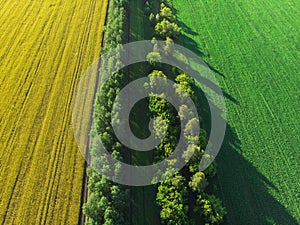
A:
173;0;300;224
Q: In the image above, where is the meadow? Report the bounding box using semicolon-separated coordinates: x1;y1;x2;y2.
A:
0;0;107;224
173;0;300;224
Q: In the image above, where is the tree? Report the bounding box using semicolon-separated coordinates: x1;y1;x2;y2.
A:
149;70;167;93
184;118;199;143
147;52;162;67
155;19;181;39
109;185;130;225
155;13;160;23
83;171;111;225
156;173;190;225
161;0;173;8
160;5;176;22
153;116;168;141
149;13;155;26
175;73;194;96
197;194;226;224
181;144;203;172
84;0;130;224
83;193;105;225
178;104;189;121
189;171;207;193
164;37;174;55
202;154;217;178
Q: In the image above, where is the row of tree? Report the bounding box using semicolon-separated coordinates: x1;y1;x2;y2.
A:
83;1;130;225
144;0;226;224
148;70;226;225
84;0;226;224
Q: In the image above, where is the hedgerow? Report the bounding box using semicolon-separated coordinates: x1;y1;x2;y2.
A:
144;0;226;224
83;1;130;225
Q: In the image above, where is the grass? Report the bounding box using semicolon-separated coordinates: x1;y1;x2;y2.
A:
172;0;300;224
127;0;161;224
0;0;107;224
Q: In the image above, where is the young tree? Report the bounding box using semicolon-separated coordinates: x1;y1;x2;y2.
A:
155;19;181;39
160;5;176;22
153;116;168;141
147;52;162;67
197;194;226;224
149;12;155;26
175;73;194;96
189;171;208;193
156;173;190;225
164;37;174;55
149;70;167;92
184;118;199;143
182;144;203;173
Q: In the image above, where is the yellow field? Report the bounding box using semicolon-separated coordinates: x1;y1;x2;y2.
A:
0;0;107;224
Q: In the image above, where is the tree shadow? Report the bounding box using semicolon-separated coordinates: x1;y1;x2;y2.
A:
190;81;298;224
178;20;199;36
179;31;227;80
185;26;299;225
215;123;298;225
176;18;226;79
223;92;240;105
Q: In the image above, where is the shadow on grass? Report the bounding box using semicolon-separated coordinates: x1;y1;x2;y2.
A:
215;123;298;225
182;20;298;225
178;20;199;36
179;32;227;80
177;18;226;79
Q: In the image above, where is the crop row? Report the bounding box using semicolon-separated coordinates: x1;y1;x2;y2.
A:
0;0;108;224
